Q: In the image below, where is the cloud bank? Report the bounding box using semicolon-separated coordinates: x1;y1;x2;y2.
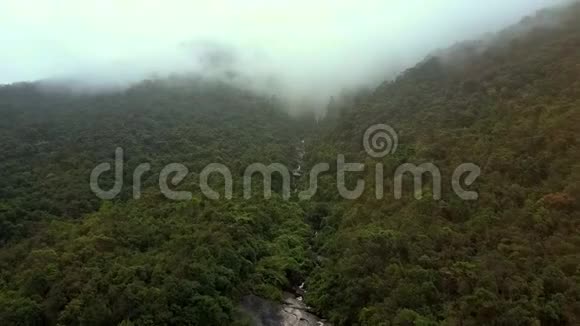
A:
0;0;572;110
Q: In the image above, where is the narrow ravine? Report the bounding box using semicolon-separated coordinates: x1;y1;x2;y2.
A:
241;139;330;326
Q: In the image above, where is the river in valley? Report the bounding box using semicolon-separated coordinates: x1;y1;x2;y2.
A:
241;139;330;326
241;291;329;326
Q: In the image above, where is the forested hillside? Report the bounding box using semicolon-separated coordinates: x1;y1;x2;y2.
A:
0;78;317;324
0;2;579;326
0;77;305;242
303;3;580;325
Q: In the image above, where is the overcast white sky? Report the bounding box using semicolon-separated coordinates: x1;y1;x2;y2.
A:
0;0;569;101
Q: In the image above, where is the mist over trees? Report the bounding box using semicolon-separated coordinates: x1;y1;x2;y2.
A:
0;1;579;326
1;0;572;115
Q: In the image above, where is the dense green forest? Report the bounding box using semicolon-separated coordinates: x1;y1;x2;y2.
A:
0;78;317;325
0;2;579;326
304;4;580;325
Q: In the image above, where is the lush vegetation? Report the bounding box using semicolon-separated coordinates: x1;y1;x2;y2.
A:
0;78;316;325
1;3;579;326
303;4;580;325
0;77;304;242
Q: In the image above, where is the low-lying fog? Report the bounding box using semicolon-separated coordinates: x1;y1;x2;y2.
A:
0;0;573;112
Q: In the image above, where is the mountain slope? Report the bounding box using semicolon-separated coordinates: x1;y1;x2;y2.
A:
304;4;580;325
0;78;315;325
0;3;579;326
0;77;300;242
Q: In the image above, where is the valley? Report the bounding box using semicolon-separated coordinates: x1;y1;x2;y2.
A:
0;2;579;326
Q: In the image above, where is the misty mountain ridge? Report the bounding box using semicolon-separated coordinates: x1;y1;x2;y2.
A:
3;2;575;117
0;1;579;325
